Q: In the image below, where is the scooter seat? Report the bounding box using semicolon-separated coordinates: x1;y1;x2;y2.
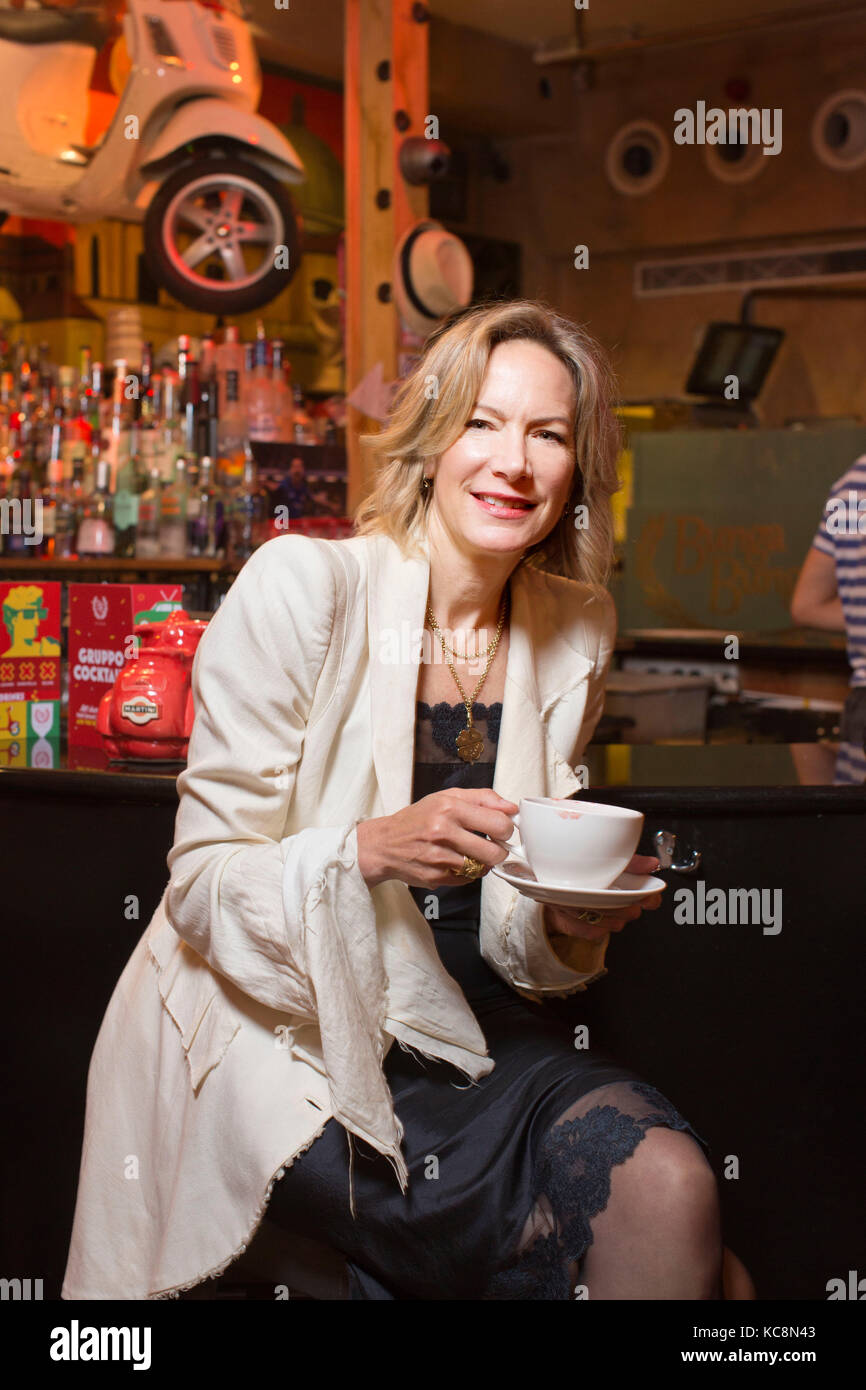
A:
0;9;111;50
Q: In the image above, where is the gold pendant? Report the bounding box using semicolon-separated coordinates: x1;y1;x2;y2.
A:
456;725;484;763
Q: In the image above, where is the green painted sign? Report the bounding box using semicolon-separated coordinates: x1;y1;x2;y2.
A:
621;425;866;630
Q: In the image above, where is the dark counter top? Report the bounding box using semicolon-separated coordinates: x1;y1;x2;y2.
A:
581;740;866;812
617;627;848;666
0;741;182;801
3;738;865;812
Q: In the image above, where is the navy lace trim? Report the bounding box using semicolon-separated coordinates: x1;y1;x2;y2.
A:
416;699;503;755
483;1082;705;1301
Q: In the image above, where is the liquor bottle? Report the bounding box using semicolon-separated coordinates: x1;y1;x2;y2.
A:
57;364;75;412
47;404;65;483
34;407;64;558
0;439;13;554
217;366;247;492
0;433;14;498
228;443;269;561
216;325;245;416
98;362;119;440
291;384;316;444
36;340;56;397
159;455;188;557
79;345;92;400
104;360;131;487
68;457;86;549
247;323;278;442
0;421;9;554
0;370;15;430
198;369;220;464
33;345;55;463
2;429;32;557
35;382;54;472
16;368;45;471
56;368;84;484
138;418;160;489
200;334;216;382
183;358;201;461
40;456;77;559
113;424;139;558
134;341;155;427
76;455;115;557
188;455;224;558
216;326;247;491
177;334;191;386
86;361;104;442
135;460;162;559
270;339;294;442
3;473;28;556
156;369;185;486
185;455;201;551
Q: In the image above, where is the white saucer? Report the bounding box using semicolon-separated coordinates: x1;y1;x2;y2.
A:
491;861;667;908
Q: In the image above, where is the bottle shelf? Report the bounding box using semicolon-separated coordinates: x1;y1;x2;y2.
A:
0;556;241;573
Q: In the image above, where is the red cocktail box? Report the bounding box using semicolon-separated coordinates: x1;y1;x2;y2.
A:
68;583;184;747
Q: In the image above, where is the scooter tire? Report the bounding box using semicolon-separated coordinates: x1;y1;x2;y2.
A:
143;155;301;315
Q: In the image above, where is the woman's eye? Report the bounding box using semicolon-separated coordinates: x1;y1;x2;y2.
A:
465;419;564;443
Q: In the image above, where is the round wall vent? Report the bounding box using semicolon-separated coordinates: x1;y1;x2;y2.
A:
605;120;670;196
703;132;767;184
812;89;866;170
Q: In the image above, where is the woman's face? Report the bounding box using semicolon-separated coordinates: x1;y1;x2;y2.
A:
428;339;577;563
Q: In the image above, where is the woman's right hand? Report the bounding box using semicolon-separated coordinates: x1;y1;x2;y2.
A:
356;788;519;890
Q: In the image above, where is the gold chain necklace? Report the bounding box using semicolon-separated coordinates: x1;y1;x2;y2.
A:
433;622;501;662
425;592;508;763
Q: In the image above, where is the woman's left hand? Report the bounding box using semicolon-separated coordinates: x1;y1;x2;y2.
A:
543;854;664;943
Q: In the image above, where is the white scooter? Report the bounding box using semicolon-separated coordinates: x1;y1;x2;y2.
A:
0;0;305;314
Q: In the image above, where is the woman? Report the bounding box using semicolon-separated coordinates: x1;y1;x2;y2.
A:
62;300;723;1301
790;450;866;783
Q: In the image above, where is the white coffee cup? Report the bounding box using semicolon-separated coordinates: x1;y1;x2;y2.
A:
493;797;644;889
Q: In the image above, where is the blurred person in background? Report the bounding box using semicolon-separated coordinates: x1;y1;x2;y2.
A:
791;451;866;782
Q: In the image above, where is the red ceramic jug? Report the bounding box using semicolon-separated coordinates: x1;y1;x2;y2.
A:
97;608;209;760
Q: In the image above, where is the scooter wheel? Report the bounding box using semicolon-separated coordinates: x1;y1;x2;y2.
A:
143;154;301;315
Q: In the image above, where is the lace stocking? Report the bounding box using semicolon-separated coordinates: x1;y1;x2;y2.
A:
484;1080;722;1300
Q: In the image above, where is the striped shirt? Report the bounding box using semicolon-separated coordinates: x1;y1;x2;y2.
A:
811;454;866;689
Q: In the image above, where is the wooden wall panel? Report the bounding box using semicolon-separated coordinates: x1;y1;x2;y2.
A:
345;0;429;514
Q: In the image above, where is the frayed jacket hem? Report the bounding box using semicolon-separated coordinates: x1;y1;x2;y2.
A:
145;1116;333;1301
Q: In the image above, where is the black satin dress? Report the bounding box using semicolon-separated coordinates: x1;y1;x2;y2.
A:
266;700;709;1299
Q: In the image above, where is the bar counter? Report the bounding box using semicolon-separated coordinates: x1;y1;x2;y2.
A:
3;740;864;1299
3;736;864;804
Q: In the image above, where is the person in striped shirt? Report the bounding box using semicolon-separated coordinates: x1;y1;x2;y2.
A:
790;453;866;783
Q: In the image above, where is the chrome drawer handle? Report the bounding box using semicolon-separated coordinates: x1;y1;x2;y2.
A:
654;828;701;875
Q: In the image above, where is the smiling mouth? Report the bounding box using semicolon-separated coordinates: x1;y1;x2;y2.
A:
471;492;537;513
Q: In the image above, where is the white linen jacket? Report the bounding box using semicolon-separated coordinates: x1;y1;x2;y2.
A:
61;528;617;1300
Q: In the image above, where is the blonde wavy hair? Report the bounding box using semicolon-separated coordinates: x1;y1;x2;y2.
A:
353;298;623;589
